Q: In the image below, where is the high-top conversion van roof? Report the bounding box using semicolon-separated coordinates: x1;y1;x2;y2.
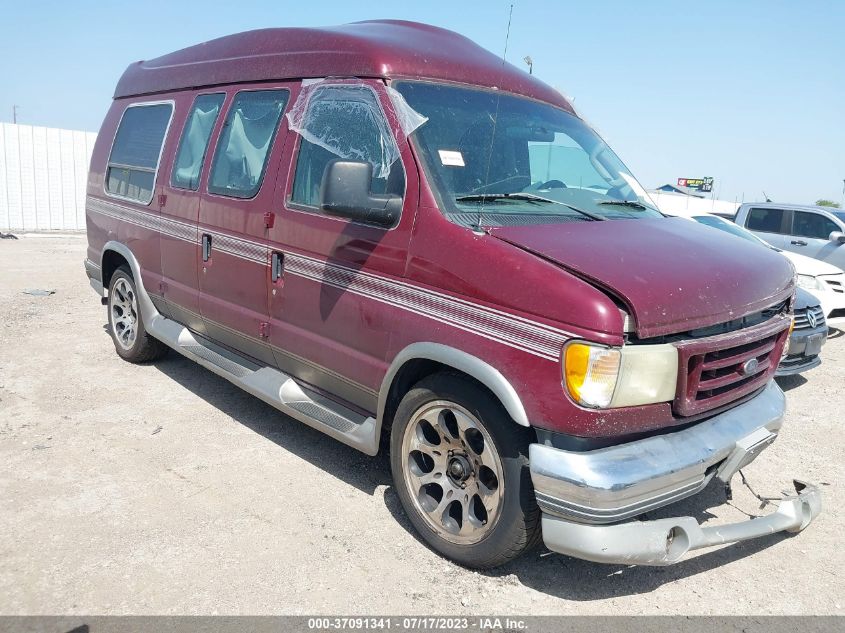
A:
85;20;820;569
113;20;571;106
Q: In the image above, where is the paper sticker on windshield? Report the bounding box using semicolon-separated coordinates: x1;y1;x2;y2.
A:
438;150;465;167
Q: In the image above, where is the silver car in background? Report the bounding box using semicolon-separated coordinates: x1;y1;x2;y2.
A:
778;288;827;376
735;202;845;274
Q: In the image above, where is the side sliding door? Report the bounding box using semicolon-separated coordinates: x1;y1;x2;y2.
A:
197;86;291;365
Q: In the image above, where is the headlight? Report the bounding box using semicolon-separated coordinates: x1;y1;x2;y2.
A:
563;341;678;409
563;342;620;408
796;274;826;292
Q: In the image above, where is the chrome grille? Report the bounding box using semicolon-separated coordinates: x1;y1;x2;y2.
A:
793;305;826;331
673;315;791;417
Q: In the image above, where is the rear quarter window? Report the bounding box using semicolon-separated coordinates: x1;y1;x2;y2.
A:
106;102;173;204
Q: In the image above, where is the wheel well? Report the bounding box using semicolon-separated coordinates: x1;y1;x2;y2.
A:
101;250;130;290
381;359;515;440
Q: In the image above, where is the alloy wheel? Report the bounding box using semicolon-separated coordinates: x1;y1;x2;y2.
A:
400;400;504;545
110;277;138;350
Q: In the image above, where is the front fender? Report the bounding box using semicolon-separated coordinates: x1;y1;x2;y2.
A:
377;342;530;434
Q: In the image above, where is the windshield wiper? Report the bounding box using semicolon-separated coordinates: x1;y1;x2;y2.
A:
456;192;554;204
455;193;605;221
598;200;649;210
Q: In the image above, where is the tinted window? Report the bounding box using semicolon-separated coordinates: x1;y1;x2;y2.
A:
208;90;289;199
106;103;172;203
793;211;839;239
291;85;405;209
171;94;225;190
746;207;785;234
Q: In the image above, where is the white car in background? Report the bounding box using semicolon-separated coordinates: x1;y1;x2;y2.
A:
664;209;845;321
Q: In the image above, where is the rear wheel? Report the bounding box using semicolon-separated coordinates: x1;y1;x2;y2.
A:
107;266;168;363
390;373;541;568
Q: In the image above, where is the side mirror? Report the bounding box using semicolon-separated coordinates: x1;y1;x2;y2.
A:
320;160;402;228
829;231;845;244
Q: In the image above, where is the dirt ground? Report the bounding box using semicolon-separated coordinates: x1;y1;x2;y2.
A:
0;235;842;615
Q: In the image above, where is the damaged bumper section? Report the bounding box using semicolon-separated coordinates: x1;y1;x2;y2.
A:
530;381;822;565
541;481;821;565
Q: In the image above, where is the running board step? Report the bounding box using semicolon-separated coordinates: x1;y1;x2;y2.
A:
146;312;379;455
181;344;256;378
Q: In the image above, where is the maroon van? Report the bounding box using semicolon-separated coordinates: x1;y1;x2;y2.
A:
84;21;820;568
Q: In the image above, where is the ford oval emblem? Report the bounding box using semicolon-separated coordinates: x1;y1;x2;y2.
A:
807;309;818;329
741;358;760;376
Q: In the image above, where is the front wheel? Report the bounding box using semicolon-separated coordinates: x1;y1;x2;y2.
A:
390;373;541;569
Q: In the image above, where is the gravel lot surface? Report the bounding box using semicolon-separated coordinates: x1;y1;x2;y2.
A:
1;236;842;615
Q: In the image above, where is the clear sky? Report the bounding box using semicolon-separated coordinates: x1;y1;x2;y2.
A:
2;0;843;205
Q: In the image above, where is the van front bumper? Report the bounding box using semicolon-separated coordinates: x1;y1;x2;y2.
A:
529;381;822;565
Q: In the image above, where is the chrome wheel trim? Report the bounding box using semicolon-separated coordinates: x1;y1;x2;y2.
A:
110;277;138;350
400;400;505;545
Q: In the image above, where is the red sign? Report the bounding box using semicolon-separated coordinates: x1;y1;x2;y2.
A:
677;177;714;192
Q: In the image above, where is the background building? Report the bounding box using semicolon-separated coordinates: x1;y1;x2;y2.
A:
0;122;95;232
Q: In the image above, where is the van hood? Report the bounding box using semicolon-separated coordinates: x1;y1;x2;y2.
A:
489;217;795;338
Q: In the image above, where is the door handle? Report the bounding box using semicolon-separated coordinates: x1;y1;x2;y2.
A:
790;240;808;246
202;234;212;261
271;251;284;282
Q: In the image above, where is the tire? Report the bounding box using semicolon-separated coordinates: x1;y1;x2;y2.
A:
107;266;168;363
390;372;541;569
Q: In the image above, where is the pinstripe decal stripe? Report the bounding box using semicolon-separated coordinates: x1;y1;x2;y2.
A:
88;196;571;360
285;253;567;359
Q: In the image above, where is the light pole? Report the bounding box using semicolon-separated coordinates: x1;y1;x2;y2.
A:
12;105;18;124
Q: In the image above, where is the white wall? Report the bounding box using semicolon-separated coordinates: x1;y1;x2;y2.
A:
0;122;96;232
647;189;740;217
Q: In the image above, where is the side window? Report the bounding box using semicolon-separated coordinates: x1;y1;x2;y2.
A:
171;93;225;190
106;103;173;204
793;211;839;240
208;89;289;199
746;207;785;234
290;85;405;209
